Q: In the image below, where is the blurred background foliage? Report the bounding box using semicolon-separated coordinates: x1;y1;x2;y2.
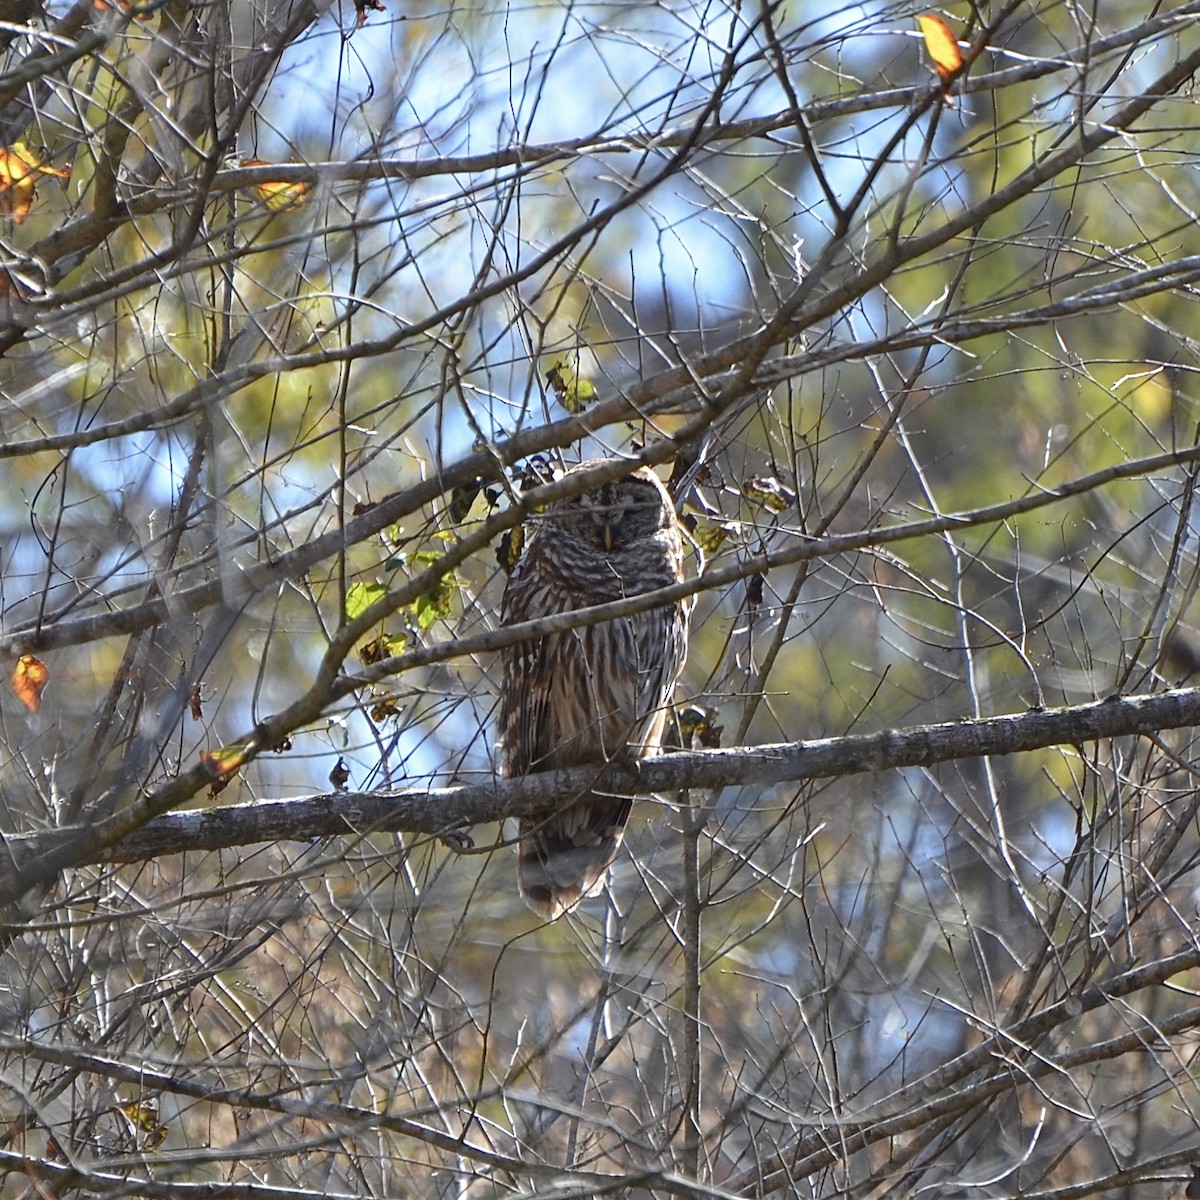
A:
1;0;1200;1196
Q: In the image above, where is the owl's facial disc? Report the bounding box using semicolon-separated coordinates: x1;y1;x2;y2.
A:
581;479;659;551
550;472;667;553
592;483;622;551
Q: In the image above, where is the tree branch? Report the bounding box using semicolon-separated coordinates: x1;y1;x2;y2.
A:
8;686;1193;870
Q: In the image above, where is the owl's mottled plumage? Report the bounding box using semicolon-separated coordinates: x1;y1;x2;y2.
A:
499;461;690;919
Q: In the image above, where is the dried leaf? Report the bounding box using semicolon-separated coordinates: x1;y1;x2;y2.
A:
354;0;385;27
95;0;142;17
918;14;964;82
94;0;154;20
358;637;383;665
10;144;67;179
358;631;407;665
497;525;524;574
328;756;351;790
369;696;402;722
0;268;28;299
11;654;48;713
677;703;723;749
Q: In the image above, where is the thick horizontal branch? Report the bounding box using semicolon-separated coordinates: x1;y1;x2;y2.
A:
19;686;1197;867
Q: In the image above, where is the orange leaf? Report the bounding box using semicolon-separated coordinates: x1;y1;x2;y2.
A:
0;155;36;223
0;144;69;224
11;654;48;713
240;159;308;212
0;268;27;299
94;0;153;20
918;14;964;82
199;745;248;778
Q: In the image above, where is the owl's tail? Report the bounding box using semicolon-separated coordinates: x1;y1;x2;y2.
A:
518;793;633;920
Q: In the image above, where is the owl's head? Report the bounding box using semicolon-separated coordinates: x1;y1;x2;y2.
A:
551;465;672;554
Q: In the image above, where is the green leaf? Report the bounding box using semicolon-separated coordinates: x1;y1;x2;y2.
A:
693;519;735;554
744;475;796;513
413;594;440;631
407;550;460;630
346;580;389;622
544;355;596;413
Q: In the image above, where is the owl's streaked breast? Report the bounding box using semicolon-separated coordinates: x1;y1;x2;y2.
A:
496;461;692;917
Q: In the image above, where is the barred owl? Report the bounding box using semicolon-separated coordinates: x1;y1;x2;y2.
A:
499;460;691;919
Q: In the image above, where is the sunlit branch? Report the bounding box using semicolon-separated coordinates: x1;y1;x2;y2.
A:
7;686;1197;871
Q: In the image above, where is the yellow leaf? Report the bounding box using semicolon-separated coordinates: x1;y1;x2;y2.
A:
10;142;70;178
496;525;524;574
117;1099;168;1147
0;144;69;223
744;474;796;512
692;519;735;555
918;14;964;82
241;159;308;212
199;745;248;778
544;356;596;413
11;654;48;713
